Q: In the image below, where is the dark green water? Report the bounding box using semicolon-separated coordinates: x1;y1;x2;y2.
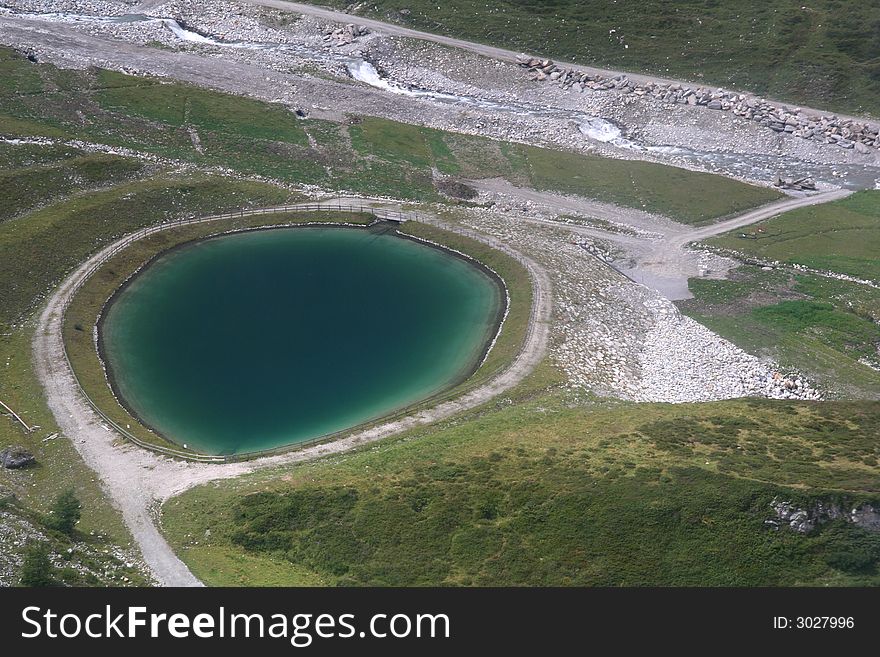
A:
101;226;504;455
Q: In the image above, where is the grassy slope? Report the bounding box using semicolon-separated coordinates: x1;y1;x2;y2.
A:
516;144;780;224
162;389;880;586
314;0;880;117
681;192;880;398
706;191;880;281
0;48;780;222
680;268;880;399
0;153;145;223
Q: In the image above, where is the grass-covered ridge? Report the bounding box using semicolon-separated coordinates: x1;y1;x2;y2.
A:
312;0;880;117
162;394;880;586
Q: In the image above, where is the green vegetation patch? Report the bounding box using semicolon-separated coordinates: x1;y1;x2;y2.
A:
98;81;309;145
0;153;146;223
516;144;781;224
162;395;880;586
679;266;880;398
706;191;880;281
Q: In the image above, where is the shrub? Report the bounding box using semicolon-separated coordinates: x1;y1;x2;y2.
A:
45;489;82;536
19;542;56;587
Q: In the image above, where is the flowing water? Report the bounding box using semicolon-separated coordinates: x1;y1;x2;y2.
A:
101;227;504;455
4;6;879;189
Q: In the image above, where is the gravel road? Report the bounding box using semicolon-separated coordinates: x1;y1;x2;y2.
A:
471;178;852;300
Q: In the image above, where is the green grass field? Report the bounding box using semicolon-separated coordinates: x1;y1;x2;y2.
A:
707;191;880;281
687;192;880;398
516;144;781;224
162;389;880;586
310;0;880;117
679;266;880;398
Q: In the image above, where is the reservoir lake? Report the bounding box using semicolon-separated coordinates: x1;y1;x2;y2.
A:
101;226;504;455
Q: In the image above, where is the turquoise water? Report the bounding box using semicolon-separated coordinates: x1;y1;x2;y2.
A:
101;226;504;455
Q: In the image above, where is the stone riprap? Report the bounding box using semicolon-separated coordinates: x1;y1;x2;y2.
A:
516;55;880;153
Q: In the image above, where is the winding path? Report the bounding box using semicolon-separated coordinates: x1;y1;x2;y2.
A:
32;197;552;586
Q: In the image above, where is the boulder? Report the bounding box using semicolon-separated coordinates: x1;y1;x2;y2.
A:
706;99;723;110
851;505;880;531
1;446;35;469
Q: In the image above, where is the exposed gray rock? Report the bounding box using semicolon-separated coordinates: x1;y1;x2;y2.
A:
0;446;35;469
851;504;880;531
769;498;880;534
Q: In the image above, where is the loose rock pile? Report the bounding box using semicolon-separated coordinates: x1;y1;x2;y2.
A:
322;23;368;46
773;176;816;191
454;201;822;404
516;55;880;153
636;298;821;403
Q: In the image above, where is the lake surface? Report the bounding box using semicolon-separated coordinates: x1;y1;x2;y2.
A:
101;226;504;455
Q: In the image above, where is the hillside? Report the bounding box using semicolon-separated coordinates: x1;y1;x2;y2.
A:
317;0;880;117
163;389;880;586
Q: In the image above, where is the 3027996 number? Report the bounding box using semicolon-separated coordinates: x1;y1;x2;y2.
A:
796;617;854;629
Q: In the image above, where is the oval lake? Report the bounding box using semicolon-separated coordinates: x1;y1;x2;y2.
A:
101;226;504;455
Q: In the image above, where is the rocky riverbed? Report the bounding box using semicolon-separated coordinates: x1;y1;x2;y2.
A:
3;0;879;190
517;55;880;153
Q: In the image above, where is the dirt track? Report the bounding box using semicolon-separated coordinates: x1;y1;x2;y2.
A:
472;178;852;299
32;197;552;586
